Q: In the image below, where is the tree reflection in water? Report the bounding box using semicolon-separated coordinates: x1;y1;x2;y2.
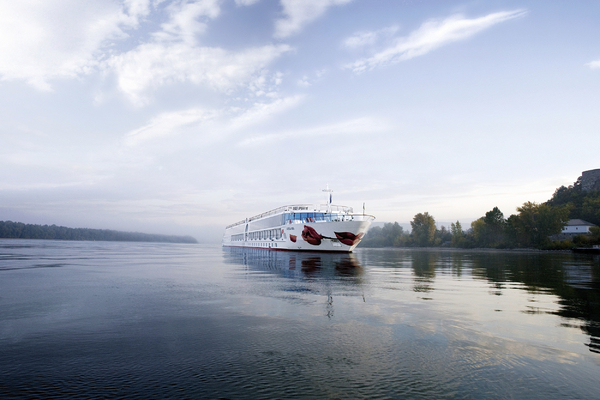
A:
410;251;437;294
467;251;600;354
360;249;600;355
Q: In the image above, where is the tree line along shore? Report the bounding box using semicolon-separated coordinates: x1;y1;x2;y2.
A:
0;221;198;244
361;175;600;250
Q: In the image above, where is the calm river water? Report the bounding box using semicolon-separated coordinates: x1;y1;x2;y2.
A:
1;239;599;399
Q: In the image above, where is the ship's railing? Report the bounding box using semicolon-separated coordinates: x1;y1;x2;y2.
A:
345;214;376;222
284;213;375;223
225;204;357;229
225;219;247;229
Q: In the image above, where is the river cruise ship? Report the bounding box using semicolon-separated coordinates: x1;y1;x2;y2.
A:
222;191;375;252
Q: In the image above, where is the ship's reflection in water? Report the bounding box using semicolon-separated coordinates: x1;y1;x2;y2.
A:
223;248;366;318
223;247;364;279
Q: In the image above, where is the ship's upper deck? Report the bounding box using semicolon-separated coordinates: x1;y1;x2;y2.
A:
225;204;356;229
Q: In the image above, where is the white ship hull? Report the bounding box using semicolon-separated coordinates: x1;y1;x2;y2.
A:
222;204;374;253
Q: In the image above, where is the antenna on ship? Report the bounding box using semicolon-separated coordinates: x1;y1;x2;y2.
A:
323;184;333;213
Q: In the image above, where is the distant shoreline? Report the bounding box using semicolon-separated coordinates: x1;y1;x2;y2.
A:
0;221;198;244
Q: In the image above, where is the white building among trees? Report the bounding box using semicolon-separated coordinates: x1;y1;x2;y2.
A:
561;219;597;235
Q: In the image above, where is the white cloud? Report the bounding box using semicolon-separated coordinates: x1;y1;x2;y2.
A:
343;25;399;49
109;42;291;105
297;76;311;86
247;70;284;97
124;107;220;146
235;0;260;5
0;0;149;90
237;116;389;147
274;0;352;39
107;0;292;105
124;95;303;145
0;0;291;102
124;0;152;18
346;9;527;73
152;0;221;44
228;95;304;130
587;60;600;69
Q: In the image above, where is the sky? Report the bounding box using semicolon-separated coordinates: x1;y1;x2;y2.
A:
1;0;599;242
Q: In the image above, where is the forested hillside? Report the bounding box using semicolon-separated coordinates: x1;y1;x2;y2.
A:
546;176;600;226
0;221;198;244
360;175;600;250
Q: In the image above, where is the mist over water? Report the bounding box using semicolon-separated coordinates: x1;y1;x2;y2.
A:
1;240;599;399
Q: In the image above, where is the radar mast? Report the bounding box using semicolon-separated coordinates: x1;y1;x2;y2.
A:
323;184;333;213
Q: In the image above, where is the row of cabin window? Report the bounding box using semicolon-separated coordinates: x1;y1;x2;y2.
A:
249;242;278;247
248;229;282;240
231;230;281;241
283;212;351;223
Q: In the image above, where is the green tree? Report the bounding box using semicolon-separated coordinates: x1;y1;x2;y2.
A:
581;197;600;226
481;206;506;247
546;175;600;226
470;218;486;246
507;202;571;248
435;225;452;246
411;212;436;247
589;226;600;244
382;222;404;246
504;214;520;247
547;177;583;210
450;221;465;246
360;222;407;247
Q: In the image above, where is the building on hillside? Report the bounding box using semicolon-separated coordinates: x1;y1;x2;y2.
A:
581;168;600;192
561;219;597;235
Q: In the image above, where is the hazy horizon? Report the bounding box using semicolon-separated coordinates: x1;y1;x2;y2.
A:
1;1;599;244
